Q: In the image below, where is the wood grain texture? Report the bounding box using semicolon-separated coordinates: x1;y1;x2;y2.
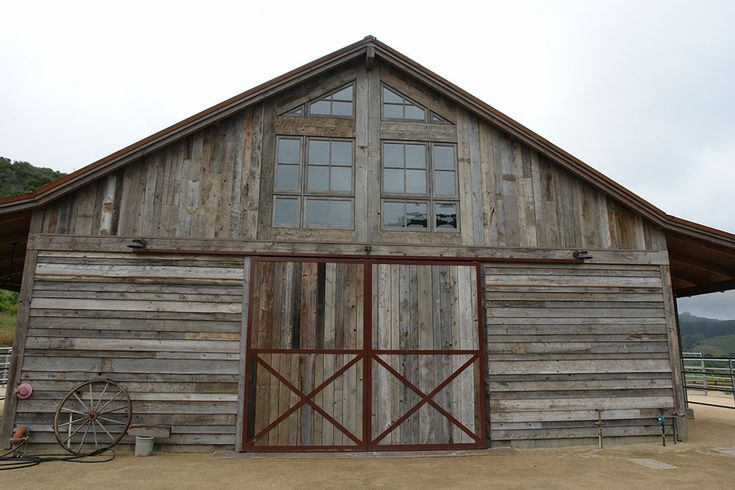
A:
12;251;244;450
484;262;677;445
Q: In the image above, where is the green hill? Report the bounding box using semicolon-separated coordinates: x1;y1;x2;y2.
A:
679;312;735;356
0;156;65;198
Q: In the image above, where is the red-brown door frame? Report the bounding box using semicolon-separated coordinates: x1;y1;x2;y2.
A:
241;255;487;452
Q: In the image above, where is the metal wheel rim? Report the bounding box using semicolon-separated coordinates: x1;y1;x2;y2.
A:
53;378;132;455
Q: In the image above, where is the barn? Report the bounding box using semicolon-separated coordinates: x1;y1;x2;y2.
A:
2;36;735;453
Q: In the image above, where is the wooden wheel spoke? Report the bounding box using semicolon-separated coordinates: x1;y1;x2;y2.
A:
98;405;129;416
95;420;116;442
58;416;87;427
93;382;110;412
64;419;91;444
72;392;89;412
92;419;98;447
95;390;123;414
61;407;88;416
97;415;125;426
78;422;91;451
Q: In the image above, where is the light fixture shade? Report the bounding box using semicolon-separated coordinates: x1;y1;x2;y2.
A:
127;239;146;250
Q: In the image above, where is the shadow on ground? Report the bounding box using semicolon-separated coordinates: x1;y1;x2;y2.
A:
0;403;733;489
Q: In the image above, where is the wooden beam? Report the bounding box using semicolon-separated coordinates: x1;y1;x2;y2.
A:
660;265;687;440
675;279;735;297
365;46;375;70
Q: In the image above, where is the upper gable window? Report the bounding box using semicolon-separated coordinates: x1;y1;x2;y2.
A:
382;86;426;121
382;85;452;124
310;85;354;117
284;84;355;118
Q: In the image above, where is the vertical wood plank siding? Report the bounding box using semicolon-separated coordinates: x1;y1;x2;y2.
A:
14;251;245;452
37;61;664;252
484;263;675;446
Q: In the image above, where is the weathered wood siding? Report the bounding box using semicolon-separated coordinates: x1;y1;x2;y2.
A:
14;251;246;452
37;60;665;251
484;263;675;447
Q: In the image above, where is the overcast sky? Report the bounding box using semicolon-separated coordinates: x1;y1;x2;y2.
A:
1;0;733;318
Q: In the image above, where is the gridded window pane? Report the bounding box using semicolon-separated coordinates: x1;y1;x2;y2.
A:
286;106;303;116
305;199;329;227
274;197;299;226
383;87;403;104
434;170;456;196
433;145;456;170
307;166;329;192
384;169;404;193
383;202;405;228
276;164;300;190
405;144;426;168
331;141;353;165
383;104;403;119
382;85;428;122
435;203;458;229
308;140;330;164
332;101;352;117
406;202;428;228
278;138;301;164
383;143;404;167
308;84;354;117
404;104;425;120
406;169;427;194
309;100;331;115
331;167;352;192
333;86;353;101
330;200;352;227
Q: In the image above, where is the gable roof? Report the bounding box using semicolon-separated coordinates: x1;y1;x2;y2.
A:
1;36;734;295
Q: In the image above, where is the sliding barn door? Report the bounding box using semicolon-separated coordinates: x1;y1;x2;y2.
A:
371;264;486;450
243;259;485;451
244;259;365;450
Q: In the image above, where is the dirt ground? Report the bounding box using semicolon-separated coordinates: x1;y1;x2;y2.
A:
1;402;734;489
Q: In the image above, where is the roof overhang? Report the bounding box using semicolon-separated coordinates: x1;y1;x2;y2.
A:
1;36;735;296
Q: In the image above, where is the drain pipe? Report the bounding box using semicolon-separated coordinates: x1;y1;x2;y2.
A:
595;409;604;449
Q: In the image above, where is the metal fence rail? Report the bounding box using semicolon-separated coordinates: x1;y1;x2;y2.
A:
0;346;12;399
683;352;735;409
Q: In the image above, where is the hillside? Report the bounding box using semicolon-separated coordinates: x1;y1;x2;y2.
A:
0;156;65;198
679;312;735;356
0;157;66;344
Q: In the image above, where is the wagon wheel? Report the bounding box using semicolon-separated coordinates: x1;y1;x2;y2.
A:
53;379;132;455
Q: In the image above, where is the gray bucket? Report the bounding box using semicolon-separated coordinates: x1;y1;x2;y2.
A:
135;436;154;457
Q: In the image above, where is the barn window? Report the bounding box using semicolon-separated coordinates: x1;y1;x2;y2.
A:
306;139;353;193
381;141;458;231
273;135;355;229
273;196;300;227
382;86;426;121
383;201;428;229
309;84;354;117
381;85;453;124
281;83;355;118
304;198;353;228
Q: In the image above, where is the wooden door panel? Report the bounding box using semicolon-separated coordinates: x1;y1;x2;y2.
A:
244;259;485;451
370;263;484;450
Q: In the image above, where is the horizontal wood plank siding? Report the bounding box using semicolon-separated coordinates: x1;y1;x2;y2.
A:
484;263;675;447
14;251;245;452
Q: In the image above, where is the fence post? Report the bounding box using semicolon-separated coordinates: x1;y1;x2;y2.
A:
701;355;708;396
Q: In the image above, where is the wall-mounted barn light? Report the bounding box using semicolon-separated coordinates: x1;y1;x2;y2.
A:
126;239;147;250
573;250;593;260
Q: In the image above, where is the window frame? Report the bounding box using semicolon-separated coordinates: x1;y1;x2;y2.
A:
380;140;460;233
272;135;356;230
283;83;356;119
